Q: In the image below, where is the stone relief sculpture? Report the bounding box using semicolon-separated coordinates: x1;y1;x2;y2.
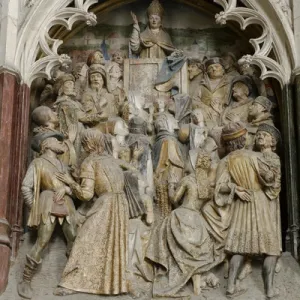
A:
193;57;231;128
18;132;77;299
130;0;176;58
19;2;283;300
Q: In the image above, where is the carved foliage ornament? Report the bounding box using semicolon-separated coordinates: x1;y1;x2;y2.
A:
214;0;288;87
18;0;97;85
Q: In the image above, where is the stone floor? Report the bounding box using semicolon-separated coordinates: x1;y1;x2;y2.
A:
2;230;300;300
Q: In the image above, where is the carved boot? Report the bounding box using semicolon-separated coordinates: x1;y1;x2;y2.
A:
17;255;41;299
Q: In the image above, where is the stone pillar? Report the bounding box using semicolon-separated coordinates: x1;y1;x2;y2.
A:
281;83;300;259
0;69;19;294
9;84;31;259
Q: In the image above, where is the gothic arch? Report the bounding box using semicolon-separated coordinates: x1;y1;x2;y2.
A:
16;0;296;87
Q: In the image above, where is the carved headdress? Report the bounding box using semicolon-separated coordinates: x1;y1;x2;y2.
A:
147;0;164;18
257;123;281;144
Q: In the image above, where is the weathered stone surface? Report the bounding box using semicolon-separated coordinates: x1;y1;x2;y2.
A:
2;232;300;300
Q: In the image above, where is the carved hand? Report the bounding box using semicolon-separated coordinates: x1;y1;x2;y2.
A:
53;187;66;204
131;11;139;25
235;186;252;202
211;97;222;113
56;172;74;185
226;112;240;122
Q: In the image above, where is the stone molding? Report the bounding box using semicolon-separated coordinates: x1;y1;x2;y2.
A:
214;0;293;87
15;0;98;86
14;0;297;87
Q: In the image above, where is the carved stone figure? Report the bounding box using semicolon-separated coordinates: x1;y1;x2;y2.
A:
17;132;77;299
127;116;154;197
221;76;254;125
146;150;219;297
82;64;117;124
193;58;231;127
55;129;138;296
53;74;86;161
247;96;274;148
31;106;77;167
201;122;248;269
153;112;184;218
224;123;281;299
106;61;125;112
179;109;219;176
130;0;176;58
221;52;240;79
73;61;88;102
128;92;154;134
86;50;106;67
188;58;204;98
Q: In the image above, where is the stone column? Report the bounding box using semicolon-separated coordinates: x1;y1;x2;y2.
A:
9;84;31;259
0;69;19;294
281;83;300;259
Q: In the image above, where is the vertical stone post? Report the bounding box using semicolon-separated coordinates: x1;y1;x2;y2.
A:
281;82;300;259
9;84;31;259
0;69;20;294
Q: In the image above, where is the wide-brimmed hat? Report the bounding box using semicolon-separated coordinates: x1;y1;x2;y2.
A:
31;131;64;153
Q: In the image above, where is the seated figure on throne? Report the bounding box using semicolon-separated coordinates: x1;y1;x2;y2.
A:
130;0;176;59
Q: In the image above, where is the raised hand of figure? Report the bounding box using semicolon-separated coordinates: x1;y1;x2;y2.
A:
56;172;74;185
131;11;139;25
235;186;252;202
54;186;66;204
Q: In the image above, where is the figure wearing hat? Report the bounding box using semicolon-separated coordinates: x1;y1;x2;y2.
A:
193;57;231;128
53;74;88;162
247;95;274;148
130;0;176;58
188;58;205;98
221;75;256;125
211;121;281;299
82;64;118;127
17;132;77;299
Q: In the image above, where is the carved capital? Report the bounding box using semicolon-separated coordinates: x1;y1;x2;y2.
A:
0;219;11;247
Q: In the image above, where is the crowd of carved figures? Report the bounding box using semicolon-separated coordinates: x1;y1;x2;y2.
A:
18;1;282;299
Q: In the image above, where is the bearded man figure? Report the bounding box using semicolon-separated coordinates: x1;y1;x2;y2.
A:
17;132;77;299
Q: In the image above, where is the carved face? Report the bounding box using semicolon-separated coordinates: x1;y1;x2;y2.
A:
188;63;202;80
112;52;124;65
63;80;75;96
48;110;59;127
92;51;104;65
222;55;234;71
255;130;273;150
249;102;265;118
207;64;224;79
157;98;165;112
149;14;162;30
90;73;104;88
232;82;249;101
191;109;204;126
42;137;66;154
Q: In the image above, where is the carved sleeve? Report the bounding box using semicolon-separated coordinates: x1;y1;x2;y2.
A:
21;162;35;207
130;24;141;54
69;159;95;201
